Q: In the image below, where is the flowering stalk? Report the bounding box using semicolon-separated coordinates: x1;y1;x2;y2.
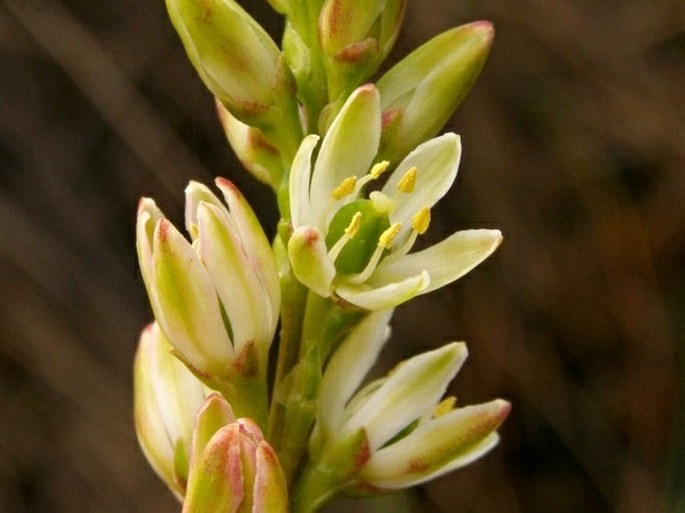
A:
134;2;509;512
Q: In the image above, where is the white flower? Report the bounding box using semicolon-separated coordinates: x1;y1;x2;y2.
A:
287;84;501;310
308;310;510;491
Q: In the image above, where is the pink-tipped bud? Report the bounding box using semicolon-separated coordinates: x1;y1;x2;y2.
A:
183;420;288;513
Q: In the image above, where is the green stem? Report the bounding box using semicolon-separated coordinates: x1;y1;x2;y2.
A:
291;429;368;513
216;373;269;431
274;292;366;484
268;266;308;444
274;291;335;482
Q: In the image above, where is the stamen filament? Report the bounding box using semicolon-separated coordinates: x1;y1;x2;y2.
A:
385;207;431;261
328;212;362;262
346;222;402;284
355;160;390;195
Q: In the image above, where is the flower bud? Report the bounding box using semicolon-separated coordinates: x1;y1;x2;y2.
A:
134;322;208;498
183;420;288;513
189;393;236;476
318;0;407;99
136;180;279;423
165;0;298;131
216;100;284;190
377;21;494;163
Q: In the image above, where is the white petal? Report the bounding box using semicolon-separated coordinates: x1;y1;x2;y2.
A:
289;134;319;229
366;433;500;489
216;178;281;341
133;324;177;494
335;270;429;310
374;229;502;294
149;325;208;446
134;323;207;498
136;198;164;298
152;219;235;374
185;181;225;240
382;133;460;240
310;85;381;225
362;399;509;489
318;310;394;439
287;226;336;297
343;342;468;450
197;202;267;352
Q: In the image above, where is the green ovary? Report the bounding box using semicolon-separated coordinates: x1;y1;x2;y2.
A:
325;199;390;274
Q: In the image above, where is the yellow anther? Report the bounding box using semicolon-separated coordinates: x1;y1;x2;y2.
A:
345;212;362;238
331;176;357;200
397;166;417;193
188;223;199;240
378;222;402;249
412;207;431;235
369;160;390;179
434;396;456;418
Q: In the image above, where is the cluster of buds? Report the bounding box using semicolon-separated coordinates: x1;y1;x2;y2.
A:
136;329;289;512
134;0;509;512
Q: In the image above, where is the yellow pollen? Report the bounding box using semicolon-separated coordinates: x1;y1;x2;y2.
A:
378;222;402;249
345;212;362;238
397;167;417;193
369;160;390;179
434;396;456;418
412;207;431;235
188;223;199;240
331;176;357;200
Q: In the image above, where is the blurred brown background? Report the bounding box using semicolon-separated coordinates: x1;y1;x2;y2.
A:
1;1;684;512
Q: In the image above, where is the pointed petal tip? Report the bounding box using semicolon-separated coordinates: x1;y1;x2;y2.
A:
137;197;157;215
470;20;494;37
447;341;469;358
215;176;237;191
141;322;156;337
299;225;324;246
350;83;381;103
494;398;512;422
492;229;504;246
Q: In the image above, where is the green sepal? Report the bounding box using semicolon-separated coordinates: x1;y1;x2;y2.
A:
291;428;370;513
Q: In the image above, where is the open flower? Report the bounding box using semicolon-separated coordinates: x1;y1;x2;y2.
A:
287;84;502;310
295;311;509;509
136;178;279;422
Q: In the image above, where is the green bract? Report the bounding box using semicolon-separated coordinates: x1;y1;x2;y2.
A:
287;84;502;310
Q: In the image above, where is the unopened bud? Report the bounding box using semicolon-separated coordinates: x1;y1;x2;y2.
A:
377;21;494;163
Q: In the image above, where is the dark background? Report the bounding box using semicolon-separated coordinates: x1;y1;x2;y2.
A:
1;1;684;512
